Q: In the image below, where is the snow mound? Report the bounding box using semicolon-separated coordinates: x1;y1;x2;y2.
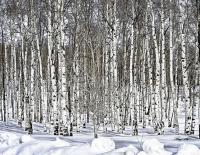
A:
60;144;92;155
20;135;36;143
1;141;38;155
91;137;115;154
110;145;138;155
54;137;71;147
1;137;71;155
142;139;172;155
0;132;20;147
177;144;200;155
29;138;71;155
143;139;164;153
138;151;148;155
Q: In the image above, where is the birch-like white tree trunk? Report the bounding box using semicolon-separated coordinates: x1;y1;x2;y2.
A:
46;0;52;129
149;0;162;134
4;43;9;122
181;33;191;134
178;0;191;134
160;0;166;124
48;0;59;135
29;0;35;125
103;0;110;133
130;0;138;135
169;0;179;133
12;46;18;120
197;0;200;138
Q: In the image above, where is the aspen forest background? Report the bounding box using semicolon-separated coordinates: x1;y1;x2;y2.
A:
0;0;200;138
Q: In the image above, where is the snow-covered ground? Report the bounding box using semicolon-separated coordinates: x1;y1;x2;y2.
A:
0;121;200;155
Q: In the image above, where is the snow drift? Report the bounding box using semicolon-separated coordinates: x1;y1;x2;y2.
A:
0;132;199;155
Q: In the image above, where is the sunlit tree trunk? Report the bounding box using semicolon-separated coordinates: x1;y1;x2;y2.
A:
1;31;7;122
108;0;118;131
46;0;52;129
4;43;9;122
160;0;166;125
130;0;134;135
149;0;161;134
48;0;59;135
197;0;200;138
130;0;138;135
12;46;18;119
170;0;179;133
181;34;191;134
179;0;191;134
104;0;112;132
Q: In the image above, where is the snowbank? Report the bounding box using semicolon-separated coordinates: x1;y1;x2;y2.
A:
176;144;200;155
142;139;172;155
0;132;200;155
48;144;92;155
0;132;19;147
20;135;36;143
138;151;148;155
110;145;138;155
90;137;115;154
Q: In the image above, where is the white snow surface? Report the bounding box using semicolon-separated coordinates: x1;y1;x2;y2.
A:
0;121;200;155
142;138;172;155
90;137;115;154
176;144;200;155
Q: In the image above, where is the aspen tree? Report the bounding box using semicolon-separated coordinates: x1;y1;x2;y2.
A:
29;0;35;125
130;0;138;135
103;0;110;132
46;0;52;129
149;0;162;134
24;44;32;133
57;0;68;136
1;32;7;122
170;0;179;133
160;0;166;124
130;0;134;134
5;43;9;122
18;16;24;126
178;0;191;134
142;18;147;128
12;45;18;119
48;0;59;135
196;0;200;138
146;3;153;126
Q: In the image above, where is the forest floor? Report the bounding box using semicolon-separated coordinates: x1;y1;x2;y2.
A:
0;120;200;155
0;99;199;155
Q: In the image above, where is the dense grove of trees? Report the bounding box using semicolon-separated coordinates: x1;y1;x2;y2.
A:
0;0;199;137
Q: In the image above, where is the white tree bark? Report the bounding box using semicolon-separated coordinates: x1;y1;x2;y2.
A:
30;0;35;123
149;0;162;134
130;0;138;135
169;0;179;133
178;0;191;134
160;0;166;123
12;46;18;119
46;0;52;128
181;33;191;134
60;0;68;135
48;0;59;135
18;39;23;126
103;1;110;133
152;5;160;122
4;43;8;123
112;0;119;132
